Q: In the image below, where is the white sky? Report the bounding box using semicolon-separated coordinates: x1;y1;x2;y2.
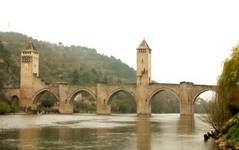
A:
1;0;239;85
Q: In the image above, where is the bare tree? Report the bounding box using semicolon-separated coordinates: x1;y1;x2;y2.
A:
200;95;230;131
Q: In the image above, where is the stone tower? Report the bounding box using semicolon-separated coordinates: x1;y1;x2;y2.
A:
136;40;151;86
20;41;39;88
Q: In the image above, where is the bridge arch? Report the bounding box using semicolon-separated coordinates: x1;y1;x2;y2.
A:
11;95;20;106
106;88;136;105
147;88;180;104
192;89;216;104
192;89;216;113
106;88;137;113
147;88;180;113
68;88;96;103
33;88;59;104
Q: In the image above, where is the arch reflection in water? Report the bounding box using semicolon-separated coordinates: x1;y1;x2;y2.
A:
136;116;152;150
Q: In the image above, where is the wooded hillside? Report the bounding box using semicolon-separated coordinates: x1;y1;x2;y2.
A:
0;32;136;87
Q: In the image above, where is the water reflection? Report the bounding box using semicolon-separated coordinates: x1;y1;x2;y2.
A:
136;116;151;150
177;115;195;134
19;128;38;150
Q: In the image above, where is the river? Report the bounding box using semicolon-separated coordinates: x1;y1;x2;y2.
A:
0;114;218;150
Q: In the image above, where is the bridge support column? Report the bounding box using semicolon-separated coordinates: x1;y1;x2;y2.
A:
96;100;111;115
180;102;193;115
58;83;73;114
59;101;73;114
96;84;111;115
137;99;151;116
20;89;34;109
136;86;151;116
179;82;193;115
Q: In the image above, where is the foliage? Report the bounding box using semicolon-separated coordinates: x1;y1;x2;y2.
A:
0;41;7;100
151;91;179;113
202;99;229;131
217;44;239;115
194;98;208;113
110;92;136;113
226;126;239;143
111;98;131;113
224;113;239;144
41;99;55;108
38;92;58;109
0;32;136;87
0;39;19;88
70;70;81;85
202;44;239;130
10;104;18;113
73;92;96;113
0;101;10;114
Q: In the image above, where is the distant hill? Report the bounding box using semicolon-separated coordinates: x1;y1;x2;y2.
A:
0;32;136;87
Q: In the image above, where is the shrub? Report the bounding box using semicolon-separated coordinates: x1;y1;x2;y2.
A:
10;104;19;113
41;99;55;108
226;126;239;144
0;101;10;114
226;126;239;139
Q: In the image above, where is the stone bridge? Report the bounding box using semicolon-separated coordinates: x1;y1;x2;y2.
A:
4;81;216;115
4;40;216;115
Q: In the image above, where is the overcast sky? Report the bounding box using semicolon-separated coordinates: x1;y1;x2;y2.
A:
1;0;239;85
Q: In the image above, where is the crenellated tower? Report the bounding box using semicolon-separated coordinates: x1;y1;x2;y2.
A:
136;40;151;86
20;41;39;88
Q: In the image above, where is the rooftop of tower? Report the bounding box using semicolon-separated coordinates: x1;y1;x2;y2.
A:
25;40;37;51
137;39;151;50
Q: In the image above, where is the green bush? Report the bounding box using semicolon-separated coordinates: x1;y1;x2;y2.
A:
41;99;55;108
10;104;18;113
0;101;10;114
225;126;239;146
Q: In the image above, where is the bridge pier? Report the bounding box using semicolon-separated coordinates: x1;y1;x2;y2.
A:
59;101;73;114
20;89;34;109
179;82;193;115
136;86;151;116
96;84;111;115
137;101;151;116
58;83;73;114
180;103;193;115
96;101;111;115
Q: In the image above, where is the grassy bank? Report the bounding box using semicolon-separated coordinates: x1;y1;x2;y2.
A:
215;113;239;149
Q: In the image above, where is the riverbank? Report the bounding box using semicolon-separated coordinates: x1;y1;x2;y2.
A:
214;113;239;149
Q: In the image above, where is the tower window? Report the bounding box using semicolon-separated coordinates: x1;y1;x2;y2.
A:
23;51;31;54
22;56;32;63
138;49;147;53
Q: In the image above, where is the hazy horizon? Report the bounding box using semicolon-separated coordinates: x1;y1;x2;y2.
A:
1;0;239;85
